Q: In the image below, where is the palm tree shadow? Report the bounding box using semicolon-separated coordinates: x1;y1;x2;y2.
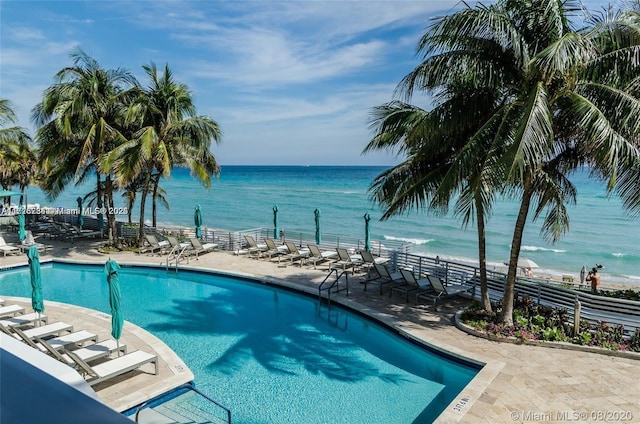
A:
146;287;411;384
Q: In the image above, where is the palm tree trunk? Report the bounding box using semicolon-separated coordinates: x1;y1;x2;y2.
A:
152;173;159;228
137;173;152;247
104;176;121;248
475;198;492;312
500;181;534;325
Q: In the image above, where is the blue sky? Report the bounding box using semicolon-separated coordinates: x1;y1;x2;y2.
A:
1;0;611;166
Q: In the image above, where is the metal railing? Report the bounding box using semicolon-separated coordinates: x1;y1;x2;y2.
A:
319;268;350;306
133;383;231;423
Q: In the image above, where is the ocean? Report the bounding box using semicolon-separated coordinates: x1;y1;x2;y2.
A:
20;165;640;287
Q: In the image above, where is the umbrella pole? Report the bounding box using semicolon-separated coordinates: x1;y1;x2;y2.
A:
117;339;120;356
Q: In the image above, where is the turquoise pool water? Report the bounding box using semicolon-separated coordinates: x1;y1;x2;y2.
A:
0;262;479;423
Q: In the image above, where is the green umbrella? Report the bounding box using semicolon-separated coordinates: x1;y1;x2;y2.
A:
104;259;124;355
364;212;371;252
76;197;84;229
18;205;26;241
27;245;44;326
314;208;321;245
273;205;279;239
194;204;203;239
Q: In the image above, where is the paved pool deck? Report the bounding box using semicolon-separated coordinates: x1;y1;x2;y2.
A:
1;238;638;423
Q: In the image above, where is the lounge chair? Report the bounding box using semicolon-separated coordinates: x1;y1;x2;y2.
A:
243;235;268;258
330;248;363;273
166;235;192;257
390;269;433;302
279;242;310;266
0;304;25;318
0;312;48;328
0;236;20;257
19;230;50;254
35;336;126;366
12;326;97;351
64;348;158;386
416;275;475;310
188;237;218;258
263;238;288;260
22;321;74;339
306;244;338;268
360;250;389;279
364;263;403;294
139;234;170;255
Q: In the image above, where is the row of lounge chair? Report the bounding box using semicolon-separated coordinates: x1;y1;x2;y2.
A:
241;235;387;272
139;234;218;258
0;303;158;387
240;236;475;309
367;263;475;310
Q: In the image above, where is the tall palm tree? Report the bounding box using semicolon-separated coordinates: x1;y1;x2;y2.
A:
367;0;640;325
106;63;222;244
32;49;138;245
0;99;34;205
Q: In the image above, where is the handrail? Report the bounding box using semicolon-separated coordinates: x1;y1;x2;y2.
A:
134;383;231;423
319;269;349;306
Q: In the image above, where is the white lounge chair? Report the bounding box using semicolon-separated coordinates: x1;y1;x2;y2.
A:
12;326;96;351
263;238;288;260
243;235;268;258
0;312;48;327
139;234;170;255
19;230;50;253
36;336;126;366
188;237;218;258
0;304;25;318
306;244;338;268
0;236;20;257
279;242;310;266
64;348;158;386
22;321;73;339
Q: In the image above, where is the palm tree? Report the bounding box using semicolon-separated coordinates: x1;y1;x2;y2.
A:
367;0;640;325
32;49;138;246
107;63;222;244
365;89;501;312
0;99;35;205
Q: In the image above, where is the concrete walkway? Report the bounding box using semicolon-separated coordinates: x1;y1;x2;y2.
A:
1;237;638;423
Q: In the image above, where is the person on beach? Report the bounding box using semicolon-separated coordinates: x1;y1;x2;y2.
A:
526;267;534;277
586;267;600;292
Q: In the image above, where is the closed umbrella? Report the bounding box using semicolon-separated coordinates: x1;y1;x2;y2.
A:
18;205;26;241
580;265;587;285
194;204;203;239
314;208;321;245
104;259;124;355
273;205;279;239
27;246;44;326
364;212;371;252
76;197;84;229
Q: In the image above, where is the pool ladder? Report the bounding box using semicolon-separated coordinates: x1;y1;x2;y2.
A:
318;268;349;306
133;383;231;423
166;245;190;272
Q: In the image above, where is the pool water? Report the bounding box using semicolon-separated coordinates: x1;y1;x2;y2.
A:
0;262;479;423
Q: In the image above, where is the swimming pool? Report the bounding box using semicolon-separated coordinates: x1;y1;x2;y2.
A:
0;262;479;423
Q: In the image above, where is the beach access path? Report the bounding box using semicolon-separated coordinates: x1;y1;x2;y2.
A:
1;237;638;423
